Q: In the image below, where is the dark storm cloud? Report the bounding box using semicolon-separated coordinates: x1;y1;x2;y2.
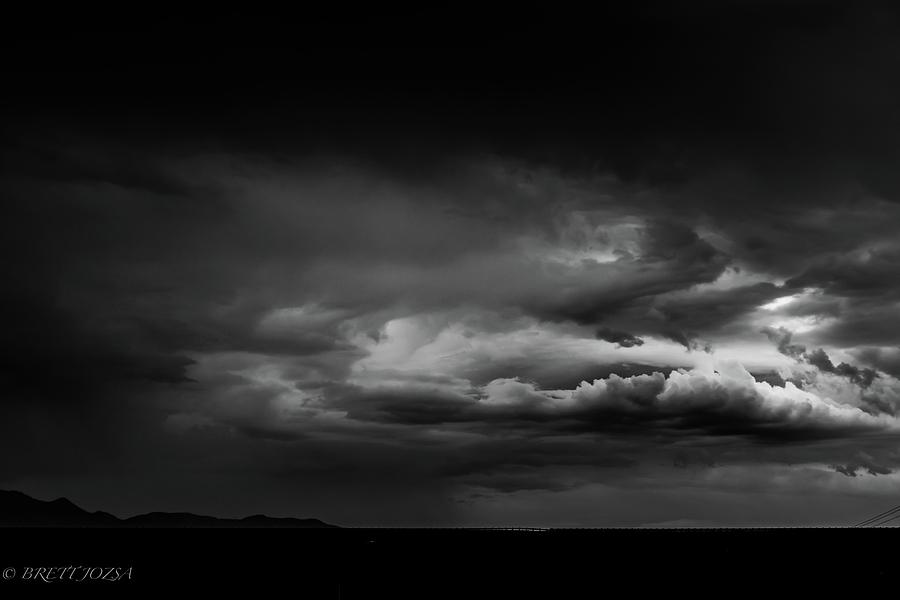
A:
854;347;900;378
331;385;478;426
762;328;881;389
5;2;900;525
777;293;843;319
0;137;212;198
831;452;893;477
655;283;782;333
808;302;900;347
0;151;534;395
0;286;197;396
533;220;729;325
787;246;900;299
5;134;900;520
659;330;698;351
595;328;644;348
805;348;878;387
762;327;807;359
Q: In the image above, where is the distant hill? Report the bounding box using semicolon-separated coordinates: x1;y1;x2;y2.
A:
0;490;338;528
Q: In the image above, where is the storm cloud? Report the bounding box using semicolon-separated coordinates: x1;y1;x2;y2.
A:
3;3;900;526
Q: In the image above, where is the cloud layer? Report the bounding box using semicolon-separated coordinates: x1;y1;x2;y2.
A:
5;4;900;525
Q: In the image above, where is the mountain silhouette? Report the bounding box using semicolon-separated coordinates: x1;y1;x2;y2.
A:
0;490;337;528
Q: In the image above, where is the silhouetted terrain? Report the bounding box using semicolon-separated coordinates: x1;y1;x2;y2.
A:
0;490;337;528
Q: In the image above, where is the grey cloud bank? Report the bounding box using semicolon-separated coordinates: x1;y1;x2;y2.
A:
4;3;900;526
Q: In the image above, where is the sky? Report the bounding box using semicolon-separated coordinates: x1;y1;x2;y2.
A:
3;3;900;526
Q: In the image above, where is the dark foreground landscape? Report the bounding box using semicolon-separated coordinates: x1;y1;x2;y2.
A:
0;489;895;596
0;526;895;596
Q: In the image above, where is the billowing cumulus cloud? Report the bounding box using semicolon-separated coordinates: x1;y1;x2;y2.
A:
319;359;900;440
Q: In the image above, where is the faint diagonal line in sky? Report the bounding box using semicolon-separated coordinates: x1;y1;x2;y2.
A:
854;503;900;527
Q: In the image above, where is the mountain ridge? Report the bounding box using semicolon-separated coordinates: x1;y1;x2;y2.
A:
0;489;338;528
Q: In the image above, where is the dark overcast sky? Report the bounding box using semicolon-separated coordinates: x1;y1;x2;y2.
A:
3;2;900;526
